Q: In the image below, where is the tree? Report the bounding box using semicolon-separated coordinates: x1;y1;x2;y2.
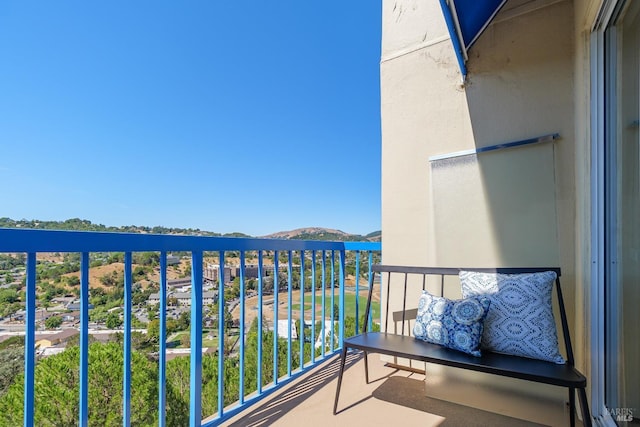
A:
179;333;190;348
132;266;147;281
0;289;18;304
107;252;124;264
44;315;62;330
181;263;191;278
0;343;158;426
99;271;123;288
66;276;80;287
0;338;23;397
131;331;154;352
176;311;190;331
133;252;159;267
105;312;122;330
147;319;160;343
41;300;52;313
1;302;23;321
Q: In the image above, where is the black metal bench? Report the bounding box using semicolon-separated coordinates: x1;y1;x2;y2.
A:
333;265;591;427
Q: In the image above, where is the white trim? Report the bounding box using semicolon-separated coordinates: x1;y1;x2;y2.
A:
592;0;618;32
428;148;476;161
589;1;630;425
447;0;468;61
380;36;450;64
590;26;608;425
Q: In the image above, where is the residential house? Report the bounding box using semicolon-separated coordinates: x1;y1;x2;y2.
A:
65;302;93;311
147;293;160;305
151;291;217;307
167;278;191;289
35;329;79;348
166;255;180;265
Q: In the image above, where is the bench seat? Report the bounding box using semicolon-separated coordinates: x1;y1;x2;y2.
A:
345;332;587;388
333;265;592;427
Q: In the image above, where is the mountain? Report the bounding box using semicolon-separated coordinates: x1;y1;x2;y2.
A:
0;218;379;242
262;227;380;242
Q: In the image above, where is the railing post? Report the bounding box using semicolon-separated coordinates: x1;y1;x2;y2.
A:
257;251;263;393
190;251;203;426
123;252;132;427
299;251;305;369
287;251;292;377
339;249;346;347
239;251;246;404
311;250;316;363
79;252;89;427
215;251;224;420
355;250;361;335
330;251;335;351
23;253;36;427
158;252;167;427
273;253;279;385
321;250;326;356
369;251;376;330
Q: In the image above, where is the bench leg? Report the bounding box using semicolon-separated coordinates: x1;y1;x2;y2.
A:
333;346;349;415
578;387;592;427
364;351;369;384
569;388;575;427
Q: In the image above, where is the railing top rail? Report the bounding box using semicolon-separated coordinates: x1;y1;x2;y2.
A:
0;228;381;253
343;241;380;251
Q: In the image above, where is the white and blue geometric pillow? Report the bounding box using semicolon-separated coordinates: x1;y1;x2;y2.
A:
413;291;491;357
460;271;566;364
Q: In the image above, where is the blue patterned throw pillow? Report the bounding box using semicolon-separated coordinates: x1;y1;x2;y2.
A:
460;271;566;364
413;291;491;357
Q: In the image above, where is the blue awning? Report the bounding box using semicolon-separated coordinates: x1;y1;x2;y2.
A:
438;0;508;80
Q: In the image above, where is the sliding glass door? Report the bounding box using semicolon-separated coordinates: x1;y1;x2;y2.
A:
604;1;640;424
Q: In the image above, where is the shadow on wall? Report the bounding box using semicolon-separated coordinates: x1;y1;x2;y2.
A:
429;1;574;268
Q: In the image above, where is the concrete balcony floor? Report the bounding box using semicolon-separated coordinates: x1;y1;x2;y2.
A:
221;351;550;427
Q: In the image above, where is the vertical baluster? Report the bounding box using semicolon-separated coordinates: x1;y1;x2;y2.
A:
79;253;89;427
369;251;375;331
158;252;167;427
257;251;263;393
384;272;391;332
23;253;36;427
355;251;361;335
123;252;132;427
287;251;292;377
239;251;246;404
273;252;279;385
321;250;326;356
190;251;203;426
215;251;223;420
311;250;316;364
299;251;304;369
330;251;335;351
401;273;408;335
339;249;346;347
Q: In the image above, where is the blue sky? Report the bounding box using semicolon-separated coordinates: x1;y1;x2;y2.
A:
0;2;382;236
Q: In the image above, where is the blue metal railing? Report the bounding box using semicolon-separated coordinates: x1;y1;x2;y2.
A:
0;228;380;426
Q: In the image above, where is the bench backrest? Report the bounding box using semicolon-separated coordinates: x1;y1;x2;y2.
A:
363;265;574;366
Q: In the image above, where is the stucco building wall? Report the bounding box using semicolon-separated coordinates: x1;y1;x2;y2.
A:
380;0;587;424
